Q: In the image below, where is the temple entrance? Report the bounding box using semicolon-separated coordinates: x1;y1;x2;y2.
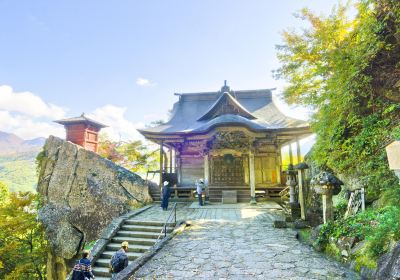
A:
210;155;244;186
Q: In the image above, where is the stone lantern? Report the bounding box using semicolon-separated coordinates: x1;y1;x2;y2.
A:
385;139;400;183
286;164;297;203
286;164;301;219
311;171;343;224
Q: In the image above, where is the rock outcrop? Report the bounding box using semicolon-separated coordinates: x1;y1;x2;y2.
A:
37;136;152;279
374;242;400;280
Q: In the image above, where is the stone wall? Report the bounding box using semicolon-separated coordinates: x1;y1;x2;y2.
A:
37;136;152;279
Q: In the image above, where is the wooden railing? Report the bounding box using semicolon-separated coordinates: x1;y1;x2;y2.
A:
156;202;177;242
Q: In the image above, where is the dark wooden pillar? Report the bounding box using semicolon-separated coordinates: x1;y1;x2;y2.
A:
169;149;173;173
159;141;163;188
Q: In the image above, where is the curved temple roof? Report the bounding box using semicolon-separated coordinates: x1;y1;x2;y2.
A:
55;113;108;128
139;88;309;136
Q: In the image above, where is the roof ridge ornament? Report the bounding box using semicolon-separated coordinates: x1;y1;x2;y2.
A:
220;80;230;93
197;88;257;121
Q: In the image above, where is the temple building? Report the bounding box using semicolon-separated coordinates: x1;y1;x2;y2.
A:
55;113;107;153
138;82;311;203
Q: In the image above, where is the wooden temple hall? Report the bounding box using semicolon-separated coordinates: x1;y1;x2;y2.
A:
139;81;311;203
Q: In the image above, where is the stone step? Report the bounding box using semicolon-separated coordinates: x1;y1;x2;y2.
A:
209;197;251;203
112;236;158;246
116;230;160;239
120;224;174;233
100;250;142;261
95;258;112;268
91;277;110;280
124;220;175;227
106;242;153;252
93;266;111;277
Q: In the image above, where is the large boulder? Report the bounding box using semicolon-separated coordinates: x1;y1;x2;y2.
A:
37;136;152;279
374;242;400;280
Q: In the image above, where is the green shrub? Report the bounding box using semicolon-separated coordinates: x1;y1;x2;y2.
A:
317;205;400;263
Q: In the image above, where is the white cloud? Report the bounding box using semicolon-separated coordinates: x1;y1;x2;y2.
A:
0;110;64;139
136;77;155;87
88;105;144;141
0;85;66;119
0;85;143;142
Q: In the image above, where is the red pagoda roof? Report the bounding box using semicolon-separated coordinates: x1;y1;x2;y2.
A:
54;113;108;128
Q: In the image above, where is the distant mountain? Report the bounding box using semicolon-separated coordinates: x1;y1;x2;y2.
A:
0;131;45;156
0;131;46;192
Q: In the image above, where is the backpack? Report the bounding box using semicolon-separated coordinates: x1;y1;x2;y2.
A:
111;251;128;273
71;260;84;280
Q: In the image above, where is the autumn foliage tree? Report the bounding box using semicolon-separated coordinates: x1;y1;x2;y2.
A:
0;182;48;280
275;0;400;201
98;134;159;174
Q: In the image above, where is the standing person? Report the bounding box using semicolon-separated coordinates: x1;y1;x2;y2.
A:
71;250;95;280
110;241;129;279
161;180;171;211
196;179;204;206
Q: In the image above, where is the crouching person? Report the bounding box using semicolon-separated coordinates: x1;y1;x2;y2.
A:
110;241;129;278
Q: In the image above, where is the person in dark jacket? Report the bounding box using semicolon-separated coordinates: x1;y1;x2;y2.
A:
71;250;95;280
110;241;129;278
161;180;171;210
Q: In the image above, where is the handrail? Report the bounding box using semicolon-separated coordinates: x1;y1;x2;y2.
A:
156;202;177;242
279;186;290;197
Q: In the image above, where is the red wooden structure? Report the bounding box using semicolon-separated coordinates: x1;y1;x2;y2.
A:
55;113;107;153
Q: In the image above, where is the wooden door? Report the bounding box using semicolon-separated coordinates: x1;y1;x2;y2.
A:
211;156;244;186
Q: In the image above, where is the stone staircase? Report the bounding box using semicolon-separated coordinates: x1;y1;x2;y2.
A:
92;219;175;279
147;181;161;201
209;187;251;203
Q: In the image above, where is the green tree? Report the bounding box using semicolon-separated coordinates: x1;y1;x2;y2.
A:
98;134;159;173
0;183;48;280
275;0;400;200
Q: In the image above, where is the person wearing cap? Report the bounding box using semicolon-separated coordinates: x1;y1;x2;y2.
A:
161;180;171;211
71;250;94;280
110;241;129;278
196;179;204;206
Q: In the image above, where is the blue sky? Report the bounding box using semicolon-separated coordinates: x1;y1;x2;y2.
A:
0;0;341;142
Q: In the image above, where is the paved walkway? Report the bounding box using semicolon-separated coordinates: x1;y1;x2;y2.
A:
131;203;359;280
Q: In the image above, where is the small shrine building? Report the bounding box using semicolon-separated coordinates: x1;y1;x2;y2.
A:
138;82;311;203
55;113;107;153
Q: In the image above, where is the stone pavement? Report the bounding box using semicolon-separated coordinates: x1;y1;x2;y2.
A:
130;203;359;280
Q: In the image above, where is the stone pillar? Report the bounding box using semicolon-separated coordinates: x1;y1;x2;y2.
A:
249;151;256;204
322;188;334;223
159;141;163;188
297;169;306;220
288;177;296;204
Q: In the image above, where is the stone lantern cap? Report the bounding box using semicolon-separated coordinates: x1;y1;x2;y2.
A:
385;139;400;170
294;162;309;170
285;163;297;176
310;171;343;195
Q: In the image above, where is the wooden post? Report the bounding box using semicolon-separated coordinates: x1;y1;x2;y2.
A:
249;150;256;204
159;141;164;188
175;149;181;187
298;169;306;220
289;143;293;165
296;137;301;164
361;187;365;212
276;147;282;184
204;154;209;185
169;149;173;173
